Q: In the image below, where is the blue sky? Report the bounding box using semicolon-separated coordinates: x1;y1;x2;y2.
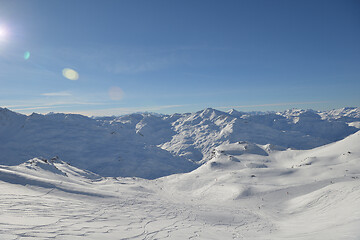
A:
0;0;359;116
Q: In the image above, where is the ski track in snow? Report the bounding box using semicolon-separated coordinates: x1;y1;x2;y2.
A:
0;184;268;240
1;176;359;240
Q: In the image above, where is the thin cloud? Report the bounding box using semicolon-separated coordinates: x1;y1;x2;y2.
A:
41;91;72;97
7;101;103;112
78;104;187;116
216;101;330;110
6;100;188;116
12;106;63;111
108;58;171;74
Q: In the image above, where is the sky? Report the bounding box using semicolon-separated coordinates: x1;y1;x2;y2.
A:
0;0;359;116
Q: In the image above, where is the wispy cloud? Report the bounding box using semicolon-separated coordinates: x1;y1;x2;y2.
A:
216;101;330;110
41;91;72;97
108;58;171;74
77;104;187;116
6;101;103;112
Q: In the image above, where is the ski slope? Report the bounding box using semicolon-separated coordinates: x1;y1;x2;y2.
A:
1;131;359;239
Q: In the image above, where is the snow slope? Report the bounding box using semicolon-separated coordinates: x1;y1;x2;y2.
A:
157;130;360;239
0;131;359;239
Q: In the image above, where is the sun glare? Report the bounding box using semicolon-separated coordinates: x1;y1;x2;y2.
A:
0;26;8;41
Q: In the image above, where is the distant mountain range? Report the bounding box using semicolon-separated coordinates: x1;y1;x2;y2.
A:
0;107;359;179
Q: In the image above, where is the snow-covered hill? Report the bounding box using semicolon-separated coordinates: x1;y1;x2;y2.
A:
156;130;360;239
0;107;359;178
0;131;359;239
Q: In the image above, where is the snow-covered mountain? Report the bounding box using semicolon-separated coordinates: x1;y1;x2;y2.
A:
0;107;359;178
319;107;360;121
0;108;196;179
113;107;359;164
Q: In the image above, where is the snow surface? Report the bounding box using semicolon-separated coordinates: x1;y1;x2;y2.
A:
349;121;360;129
0;131;359;239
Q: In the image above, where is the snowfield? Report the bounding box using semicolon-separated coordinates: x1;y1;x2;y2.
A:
0;126;359;239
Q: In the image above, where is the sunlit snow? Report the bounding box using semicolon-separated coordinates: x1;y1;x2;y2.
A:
0;107;359;239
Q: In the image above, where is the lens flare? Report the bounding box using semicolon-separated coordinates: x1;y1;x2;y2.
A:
24;51;31;60
62;68;79;81
109;87;124;100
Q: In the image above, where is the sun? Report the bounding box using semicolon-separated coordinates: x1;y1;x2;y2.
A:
0;26;8;41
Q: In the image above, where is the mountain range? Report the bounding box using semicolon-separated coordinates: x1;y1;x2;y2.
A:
0;107;359;179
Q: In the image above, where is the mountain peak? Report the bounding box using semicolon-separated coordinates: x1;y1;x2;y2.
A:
227;108;246;117
198;108;226;119
0;107;26;122
22;157;68;176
